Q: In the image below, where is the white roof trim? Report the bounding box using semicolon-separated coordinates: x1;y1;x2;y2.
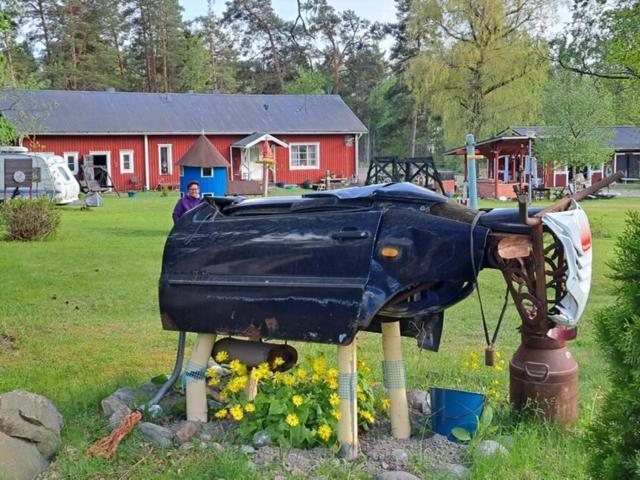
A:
232;133;289;149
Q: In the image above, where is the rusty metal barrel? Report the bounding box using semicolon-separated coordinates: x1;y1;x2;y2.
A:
509;334;579;424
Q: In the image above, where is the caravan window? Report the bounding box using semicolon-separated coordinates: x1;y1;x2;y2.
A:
57;166;71;181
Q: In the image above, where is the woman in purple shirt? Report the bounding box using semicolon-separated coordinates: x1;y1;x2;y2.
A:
172;181;201;223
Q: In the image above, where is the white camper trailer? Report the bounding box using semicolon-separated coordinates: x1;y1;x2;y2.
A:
0;147;80;204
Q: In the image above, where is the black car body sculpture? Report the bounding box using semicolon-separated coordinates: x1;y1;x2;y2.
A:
159;174;620;436
160;183;494;351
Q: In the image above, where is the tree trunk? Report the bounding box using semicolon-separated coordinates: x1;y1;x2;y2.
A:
410;109;418;157
35;0;52;65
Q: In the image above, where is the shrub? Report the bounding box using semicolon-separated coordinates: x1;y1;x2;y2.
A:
1;197;61;241
161;186;170;197
586;211;640;479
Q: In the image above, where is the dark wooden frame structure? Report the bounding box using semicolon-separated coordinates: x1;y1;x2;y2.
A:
365;156;447;194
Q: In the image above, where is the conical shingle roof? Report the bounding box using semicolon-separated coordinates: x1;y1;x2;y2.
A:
178;135;229;168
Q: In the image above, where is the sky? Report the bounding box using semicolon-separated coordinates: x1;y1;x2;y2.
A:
177;0;571;50
178;0;398;23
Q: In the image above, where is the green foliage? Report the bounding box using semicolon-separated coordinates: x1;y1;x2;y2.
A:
284;67;326;94
161;186;170;197
407;0;549;145
207;354;383;449
1;196;61;241
586;211;640;479
535;71;615;171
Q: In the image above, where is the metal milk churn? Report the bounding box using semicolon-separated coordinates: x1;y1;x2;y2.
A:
509;334;579;424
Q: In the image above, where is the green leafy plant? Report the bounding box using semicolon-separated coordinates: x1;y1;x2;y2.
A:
1;196;61;241
451;404;496;442
206;353;385;449
586;211;640;479
161;186;170;197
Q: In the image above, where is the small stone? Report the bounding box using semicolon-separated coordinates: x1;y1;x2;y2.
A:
107;406;132;431
199;432;212;442
375;471;421;480
211;442;224;452
101;395;129;418
381;461;389;469
252;430;270;448
406;389;430;414
241;445;256;454
476;440;508;457
138;422;174;448
180;442;194;451
111;387;138;407
174;421;200;445
390;448;409;464
435;463;470;479
65;446;78;456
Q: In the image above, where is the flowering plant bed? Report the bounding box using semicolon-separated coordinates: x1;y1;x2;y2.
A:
206;352;386;449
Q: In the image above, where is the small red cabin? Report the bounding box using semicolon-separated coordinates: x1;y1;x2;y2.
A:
1;89;368;193
444;126;640;199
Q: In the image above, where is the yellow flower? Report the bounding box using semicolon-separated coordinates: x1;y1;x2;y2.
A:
244;403;256;413
327;378;338;390
493;379;500;385
312;374;322;382
208;376;220;387
292;395;304;407
227;375;249;393
312;356;326;375
325;368;339;380
214;408;228;419
272;356;285;368
282;374;296;386
215;350;229;363
329;393;340;406
357;360;371;374
495;351;502;359
360;410;375;424
317;424;332;442
229;359;247;376
219;391;229;401
331;409;341;420
251;362;271;381
297;368;308;381
358;392;367;403
230;404;244;421
206;367;219;378
381;398;390;410
285;413;300;427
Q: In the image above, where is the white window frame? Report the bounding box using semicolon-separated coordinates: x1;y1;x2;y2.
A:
158;144;173;175
63;151;78;174
119;149;134;174
201;167;214;178
289;142;320;170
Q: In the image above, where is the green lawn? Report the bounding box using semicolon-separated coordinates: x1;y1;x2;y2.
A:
0;192;637;479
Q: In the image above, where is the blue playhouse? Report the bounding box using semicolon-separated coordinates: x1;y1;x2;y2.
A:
178;135;229;197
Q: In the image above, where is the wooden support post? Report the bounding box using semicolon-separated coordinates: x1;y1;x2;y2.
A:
337;337;358;460
186;333;216;422
245;375;258;401
381;322;411;439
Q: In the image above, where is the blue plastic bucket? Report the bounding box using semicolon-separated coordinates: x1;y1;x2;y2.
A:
430;387;485;442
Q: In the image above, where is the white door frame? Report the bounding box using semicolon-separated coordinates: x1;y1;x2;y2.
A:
89;150;112;190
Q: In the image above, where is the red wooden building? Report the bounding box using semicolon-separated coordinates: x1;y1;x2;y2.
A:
444;126;640;199
1;89;367;192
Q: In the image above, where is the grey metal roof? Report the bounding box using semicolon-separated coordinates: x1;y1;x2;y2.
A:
511;126;640;150
0;89;368;135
